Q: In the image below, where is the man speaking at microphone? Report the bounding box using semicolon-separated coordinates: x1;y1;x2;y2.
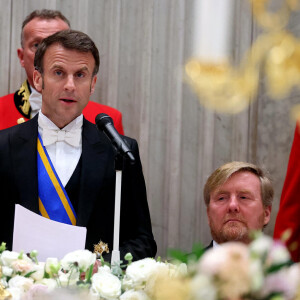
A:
0;29;156;261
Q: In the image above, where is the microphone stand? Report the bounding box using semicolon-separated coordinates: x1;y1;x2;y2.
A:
111;153;123;265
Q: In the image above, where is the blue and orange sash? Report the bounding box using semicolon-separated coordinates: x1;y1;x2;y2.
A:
37;133;77;225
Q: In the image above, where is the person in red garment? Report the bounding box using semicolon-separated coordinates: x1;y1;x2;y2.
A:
274;124;300;262
0;9;124;134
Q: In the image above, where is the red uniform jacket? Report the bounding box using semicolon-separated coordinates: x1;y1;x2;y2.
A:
0;91;124;135
274;123;300;262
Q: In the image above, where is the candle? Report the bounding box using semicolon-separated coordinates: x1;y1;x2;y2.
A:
192;0;234;62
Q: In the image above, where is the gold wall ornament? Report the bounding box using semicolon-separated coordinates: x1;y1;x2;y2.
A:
185;0;300;114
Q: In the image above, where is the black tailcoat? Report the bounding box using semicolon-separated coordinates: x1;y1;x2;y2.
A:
0;115;157;261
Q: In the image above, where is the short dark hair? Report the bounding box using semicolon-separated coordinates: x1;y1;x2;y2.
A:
21;9;70;47
34;29;100;76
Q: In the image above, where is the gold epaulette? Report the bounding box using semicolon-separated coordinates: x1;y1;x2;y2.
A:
17;80;31;116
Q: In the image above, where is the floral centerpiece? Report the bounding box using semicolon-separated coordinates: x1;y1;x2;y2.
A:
0;233;299;300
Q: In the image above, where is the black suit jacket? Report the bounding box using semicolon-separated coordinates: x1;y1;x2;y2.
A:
204;241;213;251
0;115;156;261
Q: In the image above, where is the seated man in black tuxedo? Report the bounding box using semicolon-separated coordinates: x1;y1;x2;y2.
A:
204;161;273;249
0;29;156;261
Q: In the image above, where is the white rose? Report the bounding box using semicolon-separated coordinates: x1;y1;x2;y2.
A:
2;266;13;277
58;269;80;287
267;241;291;265
98;265;112;273
120;289;150;300
91;271;121;299
249;259;264;292
168;262;188;278
1;278;8;288
1;251;31;267
190;274;217;300
197;245;228;275
11;259;34;273
123;258;158;289
61;250;96;272
8;275;34;293
250;235;273;258
142;262;171;297
260;264;300;299
30;262;45;281
198;242;249;276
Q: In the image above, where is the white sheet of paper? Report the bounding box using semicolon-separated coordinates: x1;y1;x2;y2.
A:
13;204;87;261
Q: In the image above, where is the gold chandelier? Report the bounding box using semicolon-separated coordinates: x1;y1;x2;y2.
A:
185;0;300;116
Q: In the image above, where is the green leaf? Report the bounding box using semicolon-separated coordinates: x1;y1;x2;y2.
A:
18;251;24;259
0;242;6;253
190;243;205;260
30;250;38;264
24;270;36;278
266;260;293;274
263;291;284;300
85;264;94;283
167;249;189;263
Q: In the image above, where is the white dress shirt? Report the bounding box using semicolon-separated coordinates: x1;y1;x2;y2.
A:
29;86;42;118
213;240;220;248
38;112;83;187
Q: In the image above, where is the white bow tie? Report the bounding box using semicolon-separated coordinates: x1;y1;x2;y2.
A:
42;128;81;147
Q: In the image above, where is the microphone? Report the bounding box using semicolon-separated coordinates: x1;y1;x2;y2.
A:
95;113;135;164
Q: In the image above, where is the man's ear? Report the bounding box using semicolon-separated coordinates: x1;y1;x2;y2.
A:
263;205;272;226
90;75;97;95
17;48;25;68
33;70;43;92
